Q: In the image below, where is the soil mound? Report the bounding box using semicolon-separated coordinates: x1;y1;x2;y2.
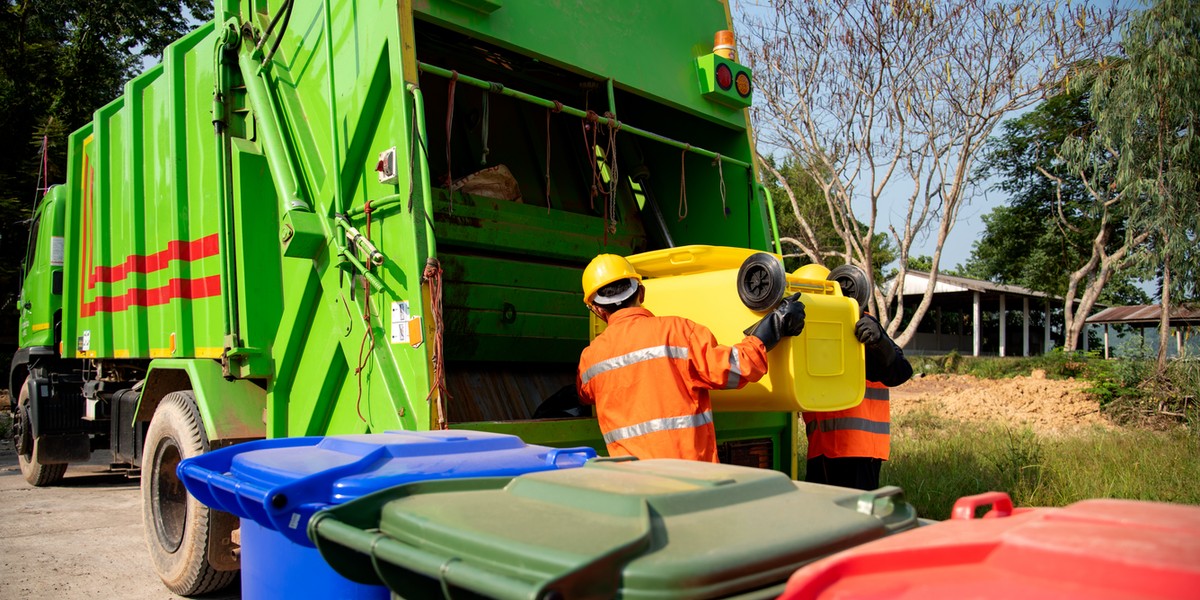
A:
891;373;1109;435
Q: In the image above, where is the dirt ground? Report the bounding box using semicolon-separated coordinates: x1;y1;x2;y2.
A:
0;373;1103;599
891;371;1110;435
0;428;238;600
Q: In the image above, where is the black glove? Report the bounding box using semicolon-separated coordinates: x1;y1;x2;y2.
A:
745;293;806;351
855;314;885;346
856;313;896;366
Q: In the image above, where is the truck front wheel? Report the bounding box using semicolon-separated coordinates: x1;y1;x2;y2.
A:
15;375;68;486
141;391;237;595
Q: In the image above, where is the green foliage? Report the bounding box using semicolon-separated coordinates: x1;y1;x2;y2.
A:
970;88;1149;305
887;412;1200;520
0;0;212;335
1075;0;1200;360
903;255;969;277
916;351;1114;383
942;350;963;373
1103;359;1200;428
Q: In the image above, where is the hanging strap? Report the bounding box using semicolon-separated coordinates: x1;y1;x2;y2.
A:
678;145;689;221
423;257;450;429
353;199;376;424
604;111;621;234
545;105;559;212
444;71;458;188
480;91;490;165
582;110;607;213
714;154;727;217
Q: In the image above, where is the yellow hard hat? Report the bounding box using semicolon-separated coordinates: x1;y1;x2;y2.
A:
793;263;831;281
582;254;643;306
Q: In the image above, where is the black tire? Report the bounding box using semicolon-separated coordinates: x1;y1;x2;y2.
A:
15;375;68;487
828;264;871;308
737;252;788;311
141;391;237;596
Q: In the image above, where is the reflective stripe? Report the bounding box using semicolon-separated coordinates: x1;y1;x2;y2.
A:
806;417;890;436
580;345;689;386
725;348;742;390
603;410;714;445
864;387;890;401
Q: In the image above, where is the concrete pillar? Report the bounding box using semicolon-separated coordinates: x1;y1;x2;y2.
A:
1083;323;1090;351
1178;328;1184;357
1023;298;1031;356
1044;299;1052;354
936;307;943;352
999;294;1007;357
1104;324;1110;359
973;291;982;357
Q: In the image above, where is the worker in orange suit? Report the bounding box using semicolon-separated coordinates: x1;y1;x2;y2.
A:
804;312;912;490
577;254;806;462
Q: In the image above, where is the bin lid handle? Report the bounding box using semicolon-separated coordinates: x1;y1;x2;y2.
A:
544;446;598;467
951;491;1014;520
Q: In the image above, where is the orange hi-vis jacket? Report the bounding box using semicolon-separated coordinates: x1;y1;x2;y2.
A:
576;307;769;462
803;380;891;460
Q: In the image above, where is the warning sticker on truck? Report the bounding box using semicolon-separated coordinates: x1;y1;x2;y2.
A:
50;236;65;266
391;301;410;344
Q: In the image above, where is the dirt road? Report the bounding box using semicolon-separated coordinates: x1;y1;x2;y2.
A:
0;436;238;600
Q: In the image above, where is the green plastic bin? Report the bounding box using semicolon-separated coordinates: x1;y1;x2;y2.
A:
309;458;918;600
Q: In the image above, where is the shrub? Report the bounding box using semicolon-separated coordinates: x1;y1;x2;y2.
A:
941;349;962;373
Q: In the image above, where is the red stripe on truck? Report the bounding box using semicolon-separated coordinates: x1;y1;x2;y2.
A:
88;234;220;288
81;274;221;317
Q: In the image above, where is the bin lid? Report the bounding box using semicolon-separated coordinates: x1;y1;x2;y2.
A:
627;245;765;278
780;492;1200;600
178;430;595;546
309;458;918;600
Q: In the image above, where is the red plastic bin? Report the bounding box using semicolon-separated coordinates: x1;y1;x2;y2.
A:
780;491;1200;600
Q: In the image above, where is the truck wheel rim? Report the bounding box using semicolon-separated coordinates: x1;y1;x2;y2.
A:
15;403;32;460
151;437;187;553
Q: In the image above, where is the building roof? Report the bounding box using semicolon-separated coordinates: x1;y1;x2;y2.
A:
1086;304;1200;325
892;271;1056;300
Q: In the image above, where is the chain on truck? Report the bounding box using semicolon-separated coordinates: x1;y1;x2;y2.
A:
7;0;852;595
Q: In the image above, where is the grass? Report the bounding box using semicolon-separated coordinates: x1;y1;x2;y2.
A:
908;348;1100;380
880;408;1200;520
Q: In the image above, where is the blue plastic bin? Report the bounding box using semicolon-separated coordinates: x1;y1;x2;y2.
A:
177;429;596;600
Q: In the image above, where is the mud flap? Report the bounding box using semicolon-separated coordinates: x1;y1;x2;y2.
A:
207;508;242;571
31;434;91;465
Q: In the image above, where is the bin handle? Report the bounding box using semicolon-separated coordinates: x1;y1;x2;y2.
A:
544;446;598;467
591;456;638;463
855;485;906;517
951;491;1014;520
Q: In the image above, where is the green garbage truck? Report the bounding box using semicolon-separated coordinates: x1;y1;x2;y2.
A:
10;0;797;594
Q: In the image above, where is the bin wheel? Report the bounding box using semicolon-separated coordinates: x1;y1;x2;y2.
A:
142;391;237;596
737;253;787;312
829;264;871;308
15;375;67;487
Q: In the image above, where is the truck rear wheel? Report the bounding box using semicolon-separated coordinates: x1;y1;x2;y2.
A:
141;391;236;595
15;375;68;487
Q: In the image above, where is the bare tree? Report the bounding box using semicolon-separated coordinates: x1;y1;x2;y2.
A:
1037;161;1150;351
742;0;1120;346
